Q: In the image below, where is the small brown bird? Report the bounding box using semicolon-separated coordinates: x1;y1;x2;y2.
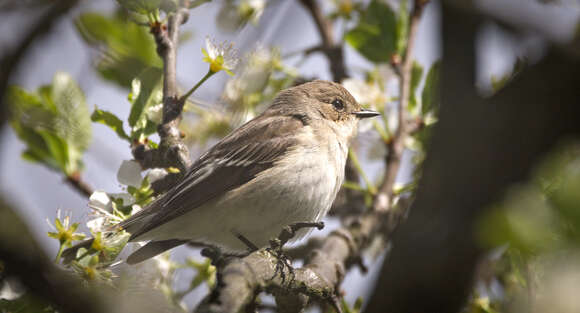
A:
66;80;379;264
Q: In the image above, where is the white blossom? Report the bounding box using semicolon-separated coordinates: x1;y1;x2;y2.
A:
146;103;163;124
146;168;168;183
203;36;239;74
342;78;387;109
89;190;113;211
344;78;388;133
109;192;135;206
117;160;143;187
87;191;123;232
223;45;275;106
217;0;266;31
241;0;266;24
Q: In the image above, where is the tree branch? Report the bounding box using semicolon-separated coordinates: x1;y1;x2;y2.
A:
374;0;427;211
65;174;93;198
133;4;192;183
298;0;347;87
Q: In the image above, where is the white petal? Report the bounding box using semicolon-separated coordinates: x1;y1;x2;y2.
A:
117;160;143;187
87;216;105;233
205;36;218;59
146;168;168;183
131;204;143;215
89;190;112;211
146;103;163;124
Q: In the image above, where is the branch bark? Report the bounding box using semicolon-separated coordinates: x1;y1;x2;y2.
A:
194;250;338;313
133;4;192;184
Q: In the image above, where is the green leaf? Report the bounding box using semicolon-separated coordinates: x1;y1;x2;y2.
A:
345;0;397;63
37;130;70;174
91;108;131;141
7;73;91;175
421;61;441;116
51;72;92;152
395;0;409;55
75;11;161;88
408;61;423;112
128;67;163;140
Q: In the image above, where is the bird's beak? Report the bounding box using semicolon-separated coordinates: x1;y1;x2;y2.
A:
353;109;380;119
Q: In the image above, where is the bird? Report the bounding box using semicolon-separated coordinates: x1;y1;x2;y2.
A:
64;80;379;265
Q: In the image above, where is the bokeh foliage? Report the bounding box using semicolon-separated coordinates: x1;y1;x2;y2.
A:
8;72;91;176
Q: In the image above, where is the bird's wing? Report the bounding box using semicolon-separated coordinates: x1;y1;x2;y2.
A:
121;114;307;241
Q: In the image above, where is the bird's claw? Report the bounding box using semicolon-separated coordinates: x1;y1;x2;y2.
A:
267;221;325;283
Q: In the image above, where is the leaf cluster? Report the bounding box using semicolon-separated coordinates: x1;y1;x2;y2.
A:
8;72;92;176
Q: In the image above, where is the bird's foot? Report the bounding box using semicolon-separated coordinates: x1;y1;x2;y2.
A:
267;221;325;283
235;233;259;253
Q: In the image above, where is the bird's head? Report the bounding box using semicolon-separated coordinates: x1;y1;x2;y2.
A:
269;80;380;140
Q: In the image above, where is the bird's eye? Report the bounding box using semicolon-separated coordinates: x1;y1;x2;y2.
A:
332;99;345;111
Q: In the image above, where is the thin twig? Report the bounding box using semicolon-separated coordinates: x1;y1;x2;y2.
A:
374;0;427;211
299;0;347;82
65;175;93;198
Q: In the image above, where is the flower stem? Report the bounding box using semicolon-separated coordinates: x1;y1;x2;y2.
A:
348;148;376;194
180;70;215;103
55;243;65;263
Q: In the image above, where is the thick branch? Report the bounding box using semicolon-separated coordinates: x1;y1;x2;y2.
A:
374;0;427;211
195;250;337;313
195;224;340;313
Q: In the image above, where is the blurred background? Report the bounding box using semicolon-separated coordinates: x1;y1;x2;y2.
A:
2;0;580;312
